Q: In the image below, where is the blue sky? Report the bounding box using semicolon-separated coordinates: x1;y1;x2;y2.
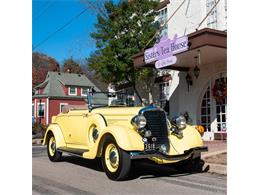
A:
32;0;101;64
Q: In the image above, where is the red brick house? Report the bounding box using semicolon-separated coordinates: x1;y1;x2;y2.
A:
32;71;101;125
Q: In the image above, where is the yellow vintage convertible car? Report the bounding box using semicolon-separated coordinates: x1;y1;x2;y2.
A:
43;97;207;181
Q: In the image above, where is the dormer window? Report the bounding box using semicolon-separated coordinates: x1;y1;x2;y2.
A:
69;86;77;96
81;87;88;96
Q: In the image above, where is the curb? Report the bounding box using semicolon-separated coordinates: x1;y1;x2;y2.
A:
203;163;227;175
202;150;227;159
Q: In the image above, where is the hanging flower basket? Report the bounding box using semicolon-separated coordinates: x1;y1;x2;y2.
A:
212;80;227;104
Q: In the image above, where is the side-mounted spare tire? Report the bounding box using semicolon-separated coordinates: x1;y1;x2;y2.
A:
101;135;131;181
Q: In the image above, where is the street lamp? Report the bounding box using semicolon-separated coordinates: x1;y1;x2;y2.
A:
193;65;200;79
193;50;201;79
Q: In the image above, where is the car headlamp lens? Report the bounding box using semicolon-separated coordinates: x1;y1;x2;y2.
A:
131;115;147;129
176;115;186;130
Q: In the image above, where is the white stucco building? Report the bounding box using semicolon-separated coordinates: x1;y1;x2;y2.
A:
133;0;227;140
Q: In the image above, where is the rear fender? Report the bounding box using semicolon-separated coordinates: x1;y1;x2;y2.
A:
42;124;66;148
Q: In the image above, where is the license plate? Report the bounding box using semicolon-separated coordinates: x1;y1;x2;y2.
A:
144;143;155;151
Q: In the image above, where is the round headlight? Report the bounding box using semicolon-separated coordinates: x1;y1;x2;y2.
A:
176;115;186;130
131;115;147;129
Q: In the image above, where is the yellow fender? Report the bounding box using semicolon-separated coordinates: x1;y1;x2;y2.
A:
168;125;203;154
101;125;144;151
42;124;66;148
151;125;204;164
83;125;144;159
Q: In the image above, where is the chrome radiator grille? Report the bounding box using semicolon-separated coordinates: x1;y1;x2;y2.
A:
143;110;168;147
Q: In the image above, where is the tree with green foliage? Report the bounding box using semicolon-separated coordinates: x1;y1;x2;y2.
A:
63;58;83;74
87;0;159;103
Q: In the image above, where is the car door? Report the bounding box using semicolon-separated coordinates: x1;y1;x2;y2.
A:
65;111;89;149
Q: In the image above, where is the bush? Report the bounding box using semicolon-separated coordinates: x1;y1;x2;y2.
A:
32;123;47;138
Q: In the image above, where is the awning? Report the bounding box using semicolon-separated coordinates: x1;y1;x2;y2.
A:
132;28;227;71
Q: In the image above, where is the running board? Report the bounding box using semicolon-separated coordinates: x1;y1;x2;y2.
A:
57;147;89;157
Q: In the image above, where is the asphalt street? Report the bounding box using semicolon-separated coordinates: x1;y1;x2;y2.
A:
33;146;227;195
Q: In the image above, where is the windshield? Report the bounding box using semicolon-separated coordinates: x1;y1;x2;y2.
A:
85;92;136;107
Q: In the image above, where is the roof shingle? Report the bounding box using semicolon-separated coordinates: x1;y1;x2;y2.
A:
33;71;101;98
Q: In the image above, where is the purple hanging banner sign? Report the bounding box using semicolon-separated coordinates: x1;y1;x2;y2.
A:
155;56;177;69
144;34;189;66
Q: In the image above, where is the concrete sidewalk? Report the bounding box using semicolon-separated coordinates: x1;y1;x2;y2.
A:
202;141;227;175
203;140;227;153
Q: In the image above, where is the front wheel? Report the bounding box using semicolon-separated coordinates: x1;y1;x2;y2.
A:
47;133;62;162
101;136;131;181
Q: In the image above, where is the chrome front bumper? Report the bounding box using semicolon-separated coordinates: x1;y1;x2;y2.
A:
129;146;208;161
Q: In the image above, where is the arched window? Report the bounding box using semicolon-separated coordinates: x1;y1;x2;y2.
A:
199;72;227;140
215;77;227;132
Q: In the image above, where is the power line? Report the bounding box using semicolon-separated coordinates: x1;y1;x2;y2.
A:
33;8;88;50
196;0;221;30
143;0;187;50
